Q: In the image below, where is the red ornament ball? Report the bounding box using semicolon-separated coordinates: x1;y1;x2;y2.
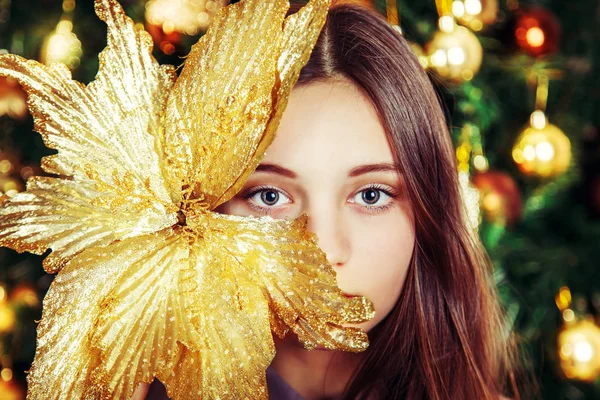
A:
0;77;28;120
145;23;182;56
472;170;522;226
514;6;561;56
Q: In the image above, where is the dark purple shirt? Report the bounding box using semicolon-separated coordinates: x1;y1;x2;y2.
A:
144;367;303;400
266;366;305;400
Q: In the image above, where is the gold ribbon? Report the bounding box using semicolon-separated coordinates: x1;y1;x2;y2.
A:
434;0;453;17
385;0;399;25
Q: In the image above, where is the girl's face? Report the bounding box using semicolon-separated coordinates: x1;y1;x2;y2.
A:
218;79;415;332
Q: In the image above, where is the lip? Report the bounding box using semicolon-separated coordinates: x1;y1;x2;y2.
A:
343;293;359;298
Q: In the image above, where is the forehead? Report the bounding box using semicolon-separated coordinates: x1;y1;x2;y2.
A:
263;80;394;174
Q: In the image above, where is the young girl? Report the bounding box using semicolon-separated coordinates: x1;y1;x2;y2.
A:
135;3;530;399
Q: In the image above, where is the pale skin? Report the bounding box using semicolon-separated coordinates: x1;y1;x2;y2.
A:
132;79;416;400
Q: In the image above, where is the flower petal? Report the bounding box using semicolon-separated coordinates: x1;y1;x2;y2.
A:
185;211;375;353
163;0;330;209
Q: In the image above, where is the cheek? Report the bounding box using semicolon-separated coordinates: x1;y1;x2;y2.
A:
337;208;415;331
214;199;253;217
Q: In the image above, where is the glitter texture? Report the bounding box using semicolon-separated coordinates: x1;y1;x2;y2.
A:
0;0;375;399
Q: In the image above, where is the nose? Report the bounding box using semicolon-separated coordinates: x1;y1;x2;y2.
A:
305;205;350;268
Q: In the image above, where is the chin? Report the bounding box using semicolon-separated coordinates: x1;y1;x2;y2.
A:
273;320;380;353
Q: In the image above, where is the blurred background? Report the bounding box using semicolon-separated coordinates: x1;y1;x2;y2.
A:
0;0;598;398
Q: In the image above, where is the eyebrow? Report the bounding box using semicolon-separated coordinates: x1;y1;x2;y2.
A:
254;162;400;179
347;163;400;177
254;163;297;178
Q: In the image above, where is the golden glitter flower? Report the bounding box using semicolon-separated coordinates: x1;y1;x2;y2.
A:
0;0;375;398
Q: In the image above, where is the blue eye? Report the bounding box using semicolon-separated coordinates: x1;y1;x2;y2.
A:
244;186;291;210
241;184;398;216
351;184;398;212
360;188;382;205
259;189;278;205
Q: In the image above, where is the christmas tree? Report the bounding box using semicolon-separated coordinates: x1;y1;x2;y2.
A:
0;0;598;398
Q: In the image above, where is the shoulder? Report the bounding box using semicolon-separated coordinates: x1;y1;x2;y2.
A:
131;383;149;400
131;379;170;400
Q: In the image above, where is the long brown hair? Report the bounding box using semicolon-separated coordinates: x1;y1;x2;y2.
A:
288;2;535;399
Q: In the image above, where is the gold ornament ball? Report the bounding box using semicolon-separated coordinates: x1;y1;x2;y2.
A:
0;284;6;303
512;111;571;178
0;151;21;177
452;0;499;32
558;319;600;382
0;175;24;199
41;20;82;69
0;377;25;400
145;0;229;36
408;41;429;69
11;283;40;308
0;284;15;333
425;22;483;83
0;302;16;334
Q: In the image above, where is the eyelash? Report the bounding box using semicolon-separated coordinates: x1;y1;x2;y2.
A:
353;184;398;214
241;185;290;215
241;184;399;215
